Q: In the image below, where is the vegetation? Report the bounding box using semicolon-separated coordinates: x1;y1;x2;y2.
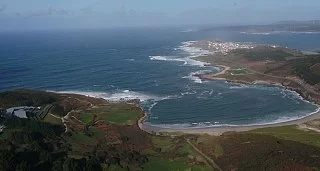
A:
0;117;69;171
195;132;320;170
0;89;58;108
143;136;211;171
1;90;320;170
79;104;142;125
291;55;320;85
234;47;293;61
250;125;320;147
229;68;250;75
43;113;62;125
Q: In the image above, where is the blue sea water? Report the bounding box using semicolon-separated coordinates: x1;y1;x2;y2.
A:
1;28;320;128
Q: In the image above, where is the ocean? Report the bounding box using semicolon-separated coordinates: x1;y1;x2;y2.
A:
1;28;320;128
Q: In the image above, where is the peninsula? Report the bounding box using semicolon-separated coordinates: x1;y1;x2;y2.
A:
192;40;320;104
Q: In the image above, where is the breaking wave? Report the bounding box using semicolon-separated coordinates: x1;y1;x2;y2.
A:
149;56;187;64
49;89;173;102
146;107;320;129
149;41;214;67
183;70;213;83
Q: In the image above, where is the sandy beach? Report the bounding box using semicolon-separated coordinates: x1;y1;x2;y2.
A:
139;110;320;136
138;42;320;136
138;62;320;136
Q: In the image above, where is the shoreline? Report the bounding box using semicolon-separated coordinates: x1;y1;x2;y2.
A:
138;41;320;136
139;109;320;136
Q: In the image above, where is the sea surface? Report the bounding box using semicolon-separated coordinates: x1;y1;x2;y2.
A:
1;28;320;128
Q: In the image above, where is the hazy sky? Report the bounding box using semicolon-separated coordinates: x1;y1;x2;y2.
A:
0;0;320;30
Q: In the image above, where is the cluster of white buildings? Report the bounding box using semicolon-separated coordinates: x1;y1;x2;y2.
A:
204;41;256;55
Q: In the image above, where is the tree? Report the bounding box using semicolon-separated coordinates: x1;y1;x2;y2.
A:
86;157;102;171
0;150;16;171
52;160;63;171
15;161;31;171
63;158;85;171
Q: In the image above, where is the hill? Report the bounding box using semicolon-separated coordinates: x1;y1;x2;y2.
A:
0;90;319;170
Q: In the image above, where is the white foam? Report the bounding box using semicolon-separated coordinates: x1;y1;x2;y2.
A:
178;41;213;57
50;90;164;102
149;56;170;61
209;89;214;96
240;32;272;35
253;107;320;126
148;102;159;112
229;84;249;89
180;90;197;96
149;41;215;67
147;106;320;130
149;55;188;65
184;57;209;67
147;121;239;129
183;70;212;84
180;29;197;33
125;58;135;62
290;31;320;34
183;75;202;83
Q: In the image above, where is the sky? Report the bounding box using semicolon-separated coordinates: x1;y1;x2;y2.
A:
0;0;320;30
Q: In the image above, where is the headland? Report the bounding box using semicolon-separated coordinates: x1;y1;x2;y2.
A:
139;40;320;135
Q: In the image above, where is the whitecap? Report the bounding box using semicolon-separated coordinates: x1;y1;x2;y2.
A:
178;41;214;57
183;70;213;83
229;85;249;89
146;107;320;129
183;75;202;84
240;32;271;35
148;102;159;112
49;90;164;102
180;29;197;33
209;89;214;96
149;55;187;65
149;55;170;61
180;90;197;96
149;41;214;67
125;58;135;61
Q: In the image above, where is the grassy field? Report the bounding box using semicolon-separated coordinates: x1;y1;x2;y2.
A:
105;165;127;171
213;144;224;158
79;104;142;125
43;113;62;125
229;68;250;75
61;102;212;170
249;125;320;147
141;136;212;171
195;130;320;170
234;47;293;61
143;156;211;171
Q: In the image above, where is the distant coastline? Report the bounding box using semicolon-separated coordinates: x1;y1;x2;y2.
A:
240;31;320;35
